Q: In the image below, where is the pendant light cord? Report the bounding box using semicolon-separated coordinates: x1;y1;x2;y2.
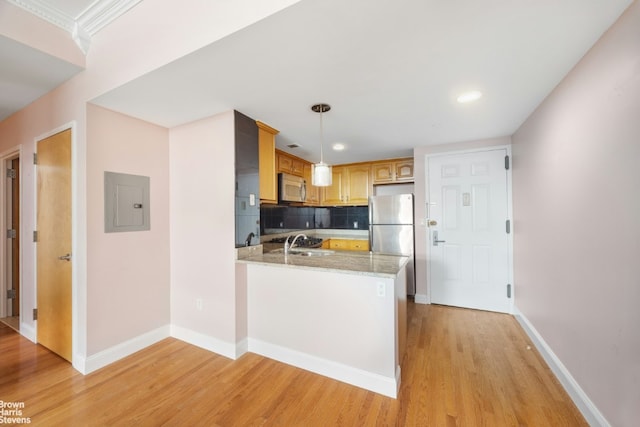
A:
319;109;324;164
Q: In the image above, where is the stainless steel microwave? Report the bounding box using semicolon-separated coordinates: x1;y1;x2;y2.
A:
278;173;306;203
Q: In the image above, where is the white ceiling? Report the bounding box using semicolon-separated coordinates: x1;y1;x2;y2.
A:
2;0;633;164
0;34;82;121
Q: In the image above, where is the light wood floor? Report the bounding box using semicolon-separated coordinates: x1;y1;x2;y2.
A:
0;303;587;426
0;316;19;332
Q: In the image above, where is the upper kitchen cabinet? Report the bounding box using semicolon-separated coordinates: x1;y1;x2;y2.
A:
257;121;278;204
372;158;414;184
321;163;371;206
321;166;345;205
303;163;320;205
276;150;304;177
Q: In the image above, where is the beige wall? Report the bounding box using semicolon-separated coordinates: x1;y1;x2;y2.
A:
512;2;640;425
86;104;170;354
169;112;241;353
0;0;301;370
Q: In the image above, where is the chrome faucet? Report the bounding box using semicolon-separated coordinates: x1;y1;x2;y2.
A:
284;233;307;255
245;232;255;247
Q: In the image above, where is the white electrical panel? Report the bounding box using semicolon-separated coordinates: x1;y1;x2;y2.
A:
104;171;150;233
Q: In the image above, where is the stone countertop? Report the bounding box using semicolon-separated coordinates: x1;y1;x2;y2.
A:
237;250;408;278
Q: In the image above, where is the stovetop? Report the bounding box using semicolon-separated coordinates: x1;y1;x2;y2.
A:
268;236;323;248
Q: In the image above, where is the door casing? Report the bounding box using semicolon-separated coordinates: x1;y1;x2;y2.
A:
0;147;21;319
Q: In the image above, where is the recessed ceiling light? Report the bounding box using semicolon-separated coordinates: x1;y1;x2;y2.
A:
457;90;482;103
332;143;345;151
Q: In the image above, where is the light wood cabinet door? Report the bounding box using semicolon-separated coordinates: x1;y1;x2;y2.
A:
328;239;369;251
395;159;414;181
371;158;414;184
321;167;345;205
321;164;370;206
329;239;350;250
303;163;320;205
277;151;304;177
372;162;394;184
349;240;369;251
257;121;278;203
345;164;370;205
291;158;304;176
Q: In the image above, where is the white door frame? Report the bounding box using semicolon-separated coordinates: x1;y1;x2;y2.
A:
0;145;21;319
424;145;514;313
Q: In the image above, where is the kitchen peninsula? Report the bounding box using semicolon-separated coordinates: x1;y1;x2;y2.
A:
236;249;409;398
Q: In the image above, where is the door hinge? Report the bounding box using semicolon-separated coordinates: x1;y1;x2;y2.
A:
33;153;38;165
33;308;38;321
507;284;512;298
33;230;38;242
504;155;510;170
506;219;511;234
6;289;16;299
6;168;16;179
7;229;16;239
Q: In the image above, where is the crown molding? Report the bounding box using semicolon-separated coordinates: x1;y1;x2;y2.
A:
7;0;142;54
77;0;143;36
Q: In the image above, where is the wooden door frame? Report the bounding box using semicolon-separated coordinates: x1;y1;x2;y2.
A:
424;144;514;313
34;122;81;368
0;146;21;319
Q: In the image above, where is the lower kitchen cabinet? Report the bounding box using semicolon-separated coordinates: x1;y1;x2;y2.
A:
328;239;369;251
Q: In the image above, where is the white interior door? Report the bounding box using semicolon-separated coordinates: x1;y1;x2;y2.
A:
428;149;510;313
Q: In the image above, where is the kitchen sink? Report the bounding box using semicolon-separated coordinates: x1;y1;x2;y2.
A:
270;248;335;256
290;248;335;256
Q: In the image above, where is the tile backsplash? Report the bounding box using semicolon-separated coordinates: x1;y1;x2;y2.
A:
261;205;369;234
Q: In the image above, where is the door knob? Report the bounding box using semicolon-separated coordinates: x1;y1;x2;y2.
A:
58;253;72;261
433;231;446;246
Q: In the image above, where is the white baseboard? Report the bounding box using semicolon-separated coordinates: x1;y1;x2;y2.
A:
19;322;36;343
414;293;428;304
513;307;610;427
170;325;247;360
81;325;170;374
248;338;400;398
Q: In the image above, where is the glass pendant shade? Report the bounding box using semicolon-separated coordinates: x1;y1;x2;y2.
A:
312;162;332;186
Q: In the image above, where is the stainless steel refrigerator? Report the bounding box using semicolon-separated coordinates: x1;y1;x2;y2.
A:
369;193;415;295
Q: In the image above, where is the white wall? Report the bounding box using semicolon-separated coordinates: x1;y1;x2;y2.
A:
511;1;640;425
169;111;243;356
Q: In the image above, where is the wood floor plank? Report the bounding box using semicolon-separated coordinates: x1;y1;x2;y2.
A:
0;304;588;426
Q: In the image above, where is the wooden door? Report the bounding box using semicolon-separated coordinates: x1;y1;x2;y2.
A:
10;158;20;316
428;149;510;313
36;129;72;361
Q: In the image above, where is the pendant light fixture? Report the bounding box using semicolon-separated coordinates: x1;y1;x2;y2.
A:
311;103;332;187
